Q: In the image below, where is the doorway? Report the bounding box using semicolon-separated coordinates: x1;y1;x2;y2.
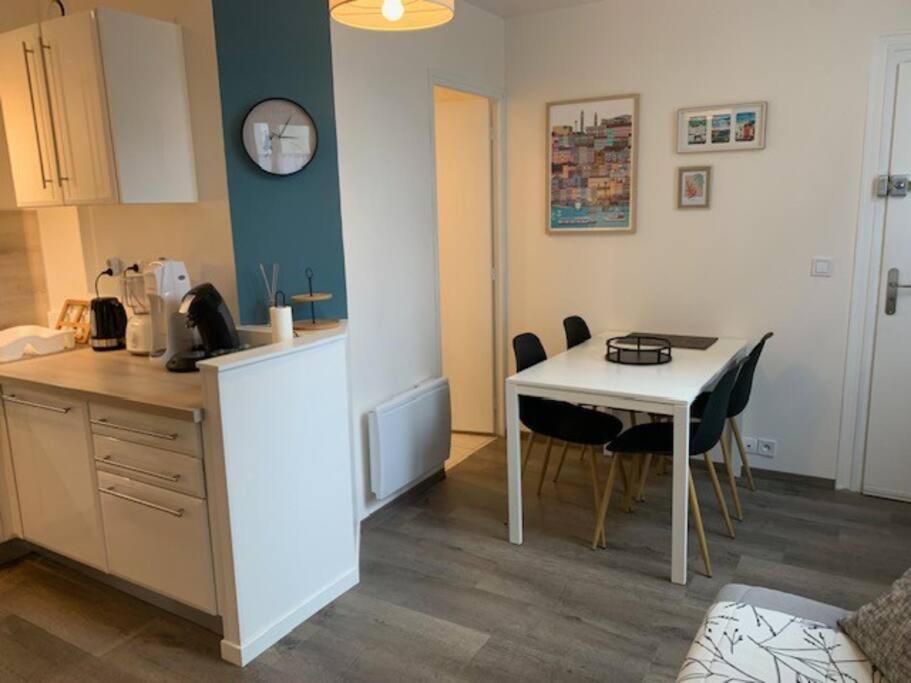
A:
840;36;911;498
863;58;911;502
432;85;499;470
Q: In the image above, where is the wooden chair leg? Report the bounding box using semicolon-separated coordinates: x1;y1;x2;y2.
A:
521;431;537;476
591;454;620;550
636;453;652;502
552;441;571;482
621;455;637;512
586;446;606;547
536;437;555;496
618;454;630;494
719;438;743;521
688;468;713;578
702;452;736;539
656;449;668;476
730;418;757;491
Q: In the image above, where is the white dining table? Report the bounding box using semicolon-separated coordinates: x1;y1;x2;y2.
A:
505;330;749;585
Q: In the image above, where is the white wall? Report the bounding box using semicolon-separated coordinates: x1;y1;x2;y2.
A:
0;0;236;316
331;3;506;517
506;0;911;479
435;88;496;434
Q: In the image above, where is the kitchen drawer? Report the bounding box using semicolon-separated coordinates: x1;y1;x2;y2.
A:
97;471;216;614
93;436;205;499
89;403;201;457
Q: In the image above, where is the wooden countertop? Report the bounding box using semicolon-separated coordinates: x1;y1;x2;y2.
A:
0;348;203;422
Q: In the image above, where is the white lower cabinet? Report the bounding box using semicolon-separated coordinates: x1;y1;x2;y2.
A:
1;387;106;569
97;471;217;614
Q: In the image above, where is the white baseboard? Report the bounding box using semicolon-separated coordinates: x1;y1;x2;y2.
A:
219;566;360;667
861;486;911;503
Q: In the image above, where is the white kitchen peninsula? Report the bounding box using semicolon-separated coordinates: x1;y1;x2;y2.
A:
0;325;358;666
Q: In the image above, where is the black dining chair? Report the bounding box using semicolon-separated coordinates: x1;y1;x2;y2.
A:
687;332;773;521
563;315;591;349
592;363;741;577
514;333;624;544
558;315;640;510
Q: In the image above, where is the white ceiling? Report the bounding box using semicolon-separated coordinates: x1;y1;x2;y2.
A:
463;0;601;18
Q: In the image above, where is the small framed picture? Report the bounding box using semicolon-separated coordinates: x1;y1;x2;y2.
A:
677;166;711;209
677;102;766;153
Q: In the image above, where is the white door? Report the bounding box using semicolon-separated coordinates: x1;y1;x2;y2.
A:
40;11;118;204
0;23;61;207
434;87;495;434
864;60;911;502
3;387;107;569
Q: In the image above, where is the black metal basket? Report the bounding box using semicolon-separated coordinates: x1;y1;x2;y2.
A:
605;335;672;365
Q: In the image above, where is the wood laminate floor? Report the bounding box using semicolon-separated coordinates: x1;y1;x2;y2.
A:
1;437;909;681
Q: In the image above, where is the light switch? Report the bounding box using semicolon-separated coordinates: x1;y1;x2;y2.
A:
811;257;833;278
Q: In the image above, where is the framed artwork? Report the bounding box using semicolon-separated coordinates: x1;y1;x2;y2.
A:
677;166;711;209
547;94;638;234
676;101;766;153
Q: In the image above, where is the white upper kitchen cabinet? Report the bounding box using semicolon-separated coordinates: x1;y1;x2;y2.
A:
0;23;62;207
0;8;197;208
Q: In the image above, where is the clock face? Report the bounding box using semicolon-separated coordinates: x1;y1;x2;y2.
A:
242;98;318;176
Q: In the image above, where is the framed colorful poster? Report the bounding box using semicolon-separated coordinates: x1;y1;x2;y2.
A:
676;102;766;153
677;166;711;209
547;94;638;234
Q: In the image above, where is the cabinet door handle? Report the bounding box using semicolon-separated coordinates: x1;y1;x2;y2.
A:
99;486;184;518
38;39;68;184
1;394;71;414
20;42;51;189
96;455;181;483
90;418;178;441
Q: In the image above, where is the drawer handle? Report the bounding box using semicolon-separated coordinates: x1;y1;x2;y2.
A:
97;455;181;483
99;486;184;518
1;394;71;414
91;418;178;441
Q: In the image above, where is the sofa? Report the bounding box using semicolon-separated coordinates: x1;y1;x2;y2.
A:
677;584;889;682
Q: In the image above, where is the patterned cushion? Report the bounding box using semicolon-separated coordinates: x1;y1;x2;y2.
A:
840;568;911;683
678;601;890;682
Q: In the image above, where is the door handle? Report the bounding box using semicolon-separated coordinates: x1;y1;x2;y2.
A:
99;486;184;518
1;393;72;414
20;42;50;188
90;418;178;441
885;268;911;315
37;38;68;184
96;455;181;483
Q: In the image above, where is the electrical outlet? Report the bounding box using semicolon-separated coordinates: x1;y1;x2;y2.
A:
742;436;759;454
757;438;777;458
106;257;123;276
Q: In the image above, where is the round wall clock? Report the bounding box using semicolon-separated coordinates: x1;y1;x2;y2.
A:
241;98;318;176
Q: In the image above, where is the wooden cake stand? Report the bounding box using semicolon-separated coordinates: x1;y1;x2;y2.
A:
291;292;340;331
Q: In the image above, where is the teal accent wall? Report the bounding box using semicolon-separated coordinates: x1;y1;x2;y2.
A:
212;0;347;325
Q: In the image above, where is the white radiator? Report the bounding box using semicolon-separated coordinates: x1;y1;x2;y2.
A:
368;378;452;500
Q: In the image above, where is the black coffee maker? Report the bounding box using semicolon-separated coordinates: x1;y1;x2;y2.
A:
166;283;241;372
90;297;128;351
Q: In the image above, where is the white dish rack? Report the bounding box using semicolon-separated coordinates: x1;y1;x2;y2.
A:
0;326;76;363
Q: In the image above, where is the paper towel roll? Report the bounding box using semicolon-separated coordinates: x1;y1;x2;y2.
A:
270;306;294;343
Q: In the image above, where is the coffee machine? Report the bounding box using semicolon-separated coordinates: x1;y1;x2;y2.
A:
167;283;242;373
143;259;194;365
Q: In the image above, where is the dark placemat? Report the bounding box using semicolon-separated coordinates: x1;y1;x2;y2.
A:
628;332;718;350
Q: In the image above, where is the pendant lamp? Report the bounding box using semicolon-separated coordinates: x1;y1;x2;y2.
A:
329;0;454;32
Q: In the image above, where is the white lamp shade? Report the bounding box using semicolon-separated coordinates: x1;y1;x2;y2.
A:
329;0;455;32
